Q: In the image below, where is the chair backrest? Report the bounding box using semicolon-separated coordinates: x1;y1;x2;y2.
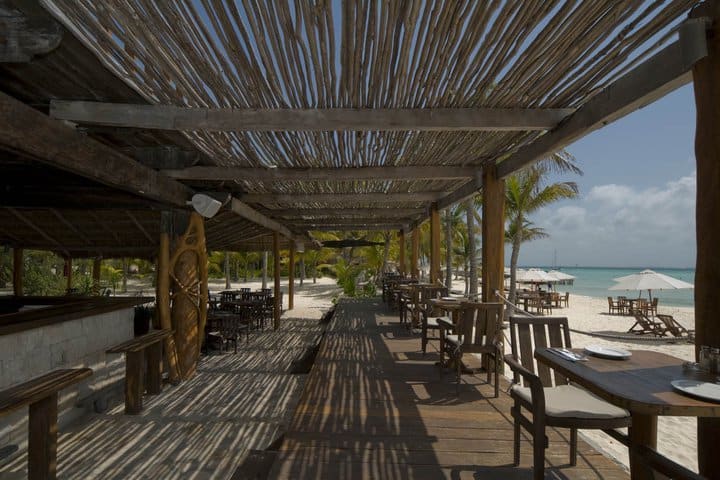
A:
456;302;504;347
508;316;572;387
656;314;686;336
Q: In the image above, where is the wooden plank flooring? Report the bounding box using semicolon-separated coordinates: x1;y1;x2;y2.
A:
269;298;630;480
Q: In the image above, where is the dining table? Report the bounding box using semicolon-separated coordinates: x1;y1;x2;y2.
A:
535;348;720;480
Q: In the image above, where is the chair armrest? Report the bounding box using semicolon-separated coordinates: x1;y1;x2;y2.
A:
437;317;454;331
503;354;546;414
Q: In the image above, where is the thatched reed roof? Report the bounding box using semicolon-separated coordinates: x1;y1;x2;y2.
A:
0;1;702;256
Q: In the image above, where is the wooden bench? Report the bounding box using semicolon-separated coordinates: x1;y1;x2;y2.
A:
0;368;93;480
106;329;173;414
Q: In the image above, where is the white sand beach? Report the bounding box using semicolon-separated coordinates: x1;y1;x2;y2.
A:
206;276;699;474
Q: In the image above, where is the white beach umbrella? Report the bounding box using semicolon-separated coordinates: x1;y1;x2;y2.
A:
547;270;576;281
608;269;693;301
516;268;555;284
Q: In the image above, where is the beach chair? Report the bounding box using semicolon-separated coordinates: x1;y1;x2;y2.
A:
656;314;694;338
505;316;631;480
628;313;668;336
558;292;570;308
438;302;504;397
607;297;622;315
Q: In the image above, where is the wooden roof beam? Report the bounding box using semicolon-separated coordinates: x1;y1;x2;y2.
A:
49;209;92;246
229;198;296;240
125;211;154;244
242;192;442;204
268;207;426;217
0;90;193;207
6;207;68;256
497;22;709;178
309;225;405;231
0;1;63;62
48;102;574;132
162;165;478;181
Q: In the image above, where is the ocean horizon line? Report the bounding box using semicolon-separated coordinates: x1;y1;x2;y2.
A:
518;265;695;271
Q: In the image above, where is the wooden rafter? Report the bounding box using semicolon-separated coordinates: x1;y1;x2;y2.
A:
49;208;91;245
125;210;154;243
0;90;193;207
242;192;442;204
6;208;67;255
268;207;425;217
162;165;478;181
49;102;573;132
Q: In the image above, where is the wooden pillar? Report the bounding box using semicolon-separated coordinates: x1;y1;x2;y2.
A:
289;241;295;310
398;229;406;276
92;257;101;293
482;166;505;303
158;211;180;383
64;258;72;293
430;203;441;284
273;232;281;330
693;2;720;477
28;393;57;480
12;248;22;296
411;227;420;279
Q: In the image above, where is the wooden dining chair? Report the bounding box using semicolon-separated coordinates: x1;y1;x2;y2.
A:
418;285;449;354
505;316;631;480
607;296;622;315
438;302;504;397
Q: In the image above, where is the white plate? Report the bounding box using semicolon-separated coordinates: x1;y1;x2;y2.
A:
440;297;459;301
672;380;720;403
583;345;632;359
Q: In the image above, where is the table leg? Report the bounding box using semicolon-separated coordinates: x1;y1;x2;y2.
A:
29;393;58;480
146;342;163;395
629;413;657;480
125;350;144;414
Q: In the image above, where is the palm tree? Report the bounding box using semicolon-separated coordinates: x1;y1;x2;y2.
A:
506;154;581;304
465;197;480;298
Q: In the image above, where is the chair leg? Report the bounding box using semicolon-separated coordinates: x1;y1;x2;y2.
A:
456;353;462;396
493;356;499;399
512;404;521;466
533;424;547;480
421;322;427;354
569;428;578;466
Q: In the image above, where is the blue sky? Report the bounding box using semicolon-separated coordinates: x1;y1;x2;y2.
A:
514;84;697;269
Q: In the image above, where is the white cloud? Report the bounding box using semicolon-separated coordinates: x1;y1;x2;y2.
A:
517;171;696;267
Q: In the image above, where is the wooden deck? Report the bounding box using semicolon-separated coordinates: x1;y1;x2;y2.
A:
269;298;630;479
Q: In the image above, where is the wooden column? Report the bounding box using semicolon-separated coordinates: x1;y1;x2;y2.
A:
398;229;406;276
430;203;441;284
92;257;101;293
482;166;505;302
28;393;57;480
693;2;720;477
289;241;295;310
273;232;281;330
12;248;22;296
64;258;72;293
157;212;180;383
411;227;420;279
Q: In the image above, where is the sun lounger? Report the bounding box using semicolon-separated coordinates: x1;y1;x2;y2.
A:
628;313;668;337
655;314;694;338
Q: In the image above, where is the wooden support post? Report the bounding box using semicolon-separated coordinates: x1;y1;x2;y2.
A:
92;257;101;293
398;230;406;276
64;258;72;293
289;241;295;310
482;166;505;303
430;203;441;284
12;248;22;296
694;2;720;477
411;228;420;279
158;212;180;383
124;350;144;414
273;232;281;329
28;393;58;480
145;342;163;395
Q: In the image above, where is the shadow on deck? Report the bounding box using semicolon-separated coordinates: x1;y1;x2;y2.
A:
268;298;629;480
0;318;325;479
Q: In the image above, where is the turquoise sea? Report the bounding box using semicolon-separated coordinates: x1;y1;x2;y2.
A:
523;267;695;308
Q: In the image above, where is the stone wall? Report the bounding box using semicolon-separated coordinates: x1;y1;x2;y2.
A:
0;308;134;456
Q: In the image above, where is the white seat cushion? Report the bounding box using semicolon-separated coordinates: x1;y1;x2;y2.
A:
427;316;451;327
511;384;629;419
446;334;461;346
